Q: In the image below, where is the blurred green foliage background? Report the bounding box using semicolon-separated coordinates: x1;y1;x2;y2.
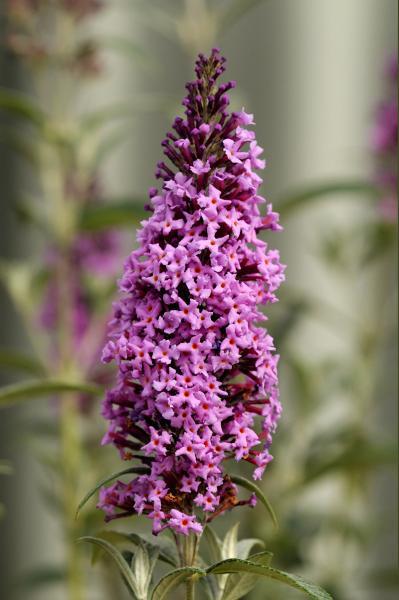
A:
0;1;397;599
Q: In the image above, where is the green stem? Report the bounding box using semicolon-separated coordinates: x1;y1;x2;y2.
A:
60;392;84;600
185;578;195;600
178;533;200;600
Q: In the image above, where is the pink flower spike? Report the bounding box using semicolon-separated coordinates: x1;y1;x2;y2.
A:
98;49;284;536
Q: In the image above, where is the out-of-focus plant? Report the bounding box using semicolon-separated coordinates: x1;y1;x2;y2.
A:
234;54;397;600
371;53;397;224
0;1;148;598
0;460;13;520
124;0;268;59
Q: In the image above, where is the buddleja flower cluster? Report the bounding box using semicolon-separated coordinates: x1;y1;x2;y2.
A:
99;49;285;536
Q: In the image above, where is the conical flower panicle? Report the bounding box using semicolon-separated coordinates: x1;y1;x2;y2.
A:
99;49;285;535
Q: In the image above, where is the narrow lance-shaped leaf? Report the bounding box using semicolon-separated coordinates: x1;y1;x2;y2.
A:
95;35;148;62
87;530;133;565
222;551;274;600
203;525;223;564
79;103;137;134
0;130;41;168
207;559;333;600
0;87;46;127
217;523;240;595
133;543;159;600
302;439;396;484
236;538;265;560
80;199;146;231
0;379;102;408
0;349;46;376
0;460;13;475
277;180;378;217
17;565;66;590
78;536;139;598
76;466;149;518
151;567;206;600
222;523;239;559
230;474;278;528
88;529;178;569
218;0;267;33
128;532;179;567
90;128;131;170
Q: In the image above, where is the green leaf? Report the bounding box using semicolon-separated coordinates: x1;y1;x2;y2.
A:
18;565;66;589
360;221;397;264
133;543;158;600
0;130;40;168
277;180;378;218
78;536;138;598
218;0;266;33
87;530;133;565
76;466;149;518
0;349;46;376
80;199;146;231
196;556;220;600
79;103;136;134
128;532;179;567
271;298;309;345
22;417;59;439
369;566;399;588
96;35;148;62
303;440;396;484
0;460;13;475
230;475;278;529
203;525;223;564
207;559;333;599
221;551;273;600
222;523;239;560
78;94;173;135
151;567;206;600
90;128;130;169
0;379;102;407
0;260;37;311
236;538;265;560
0;87;46;127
